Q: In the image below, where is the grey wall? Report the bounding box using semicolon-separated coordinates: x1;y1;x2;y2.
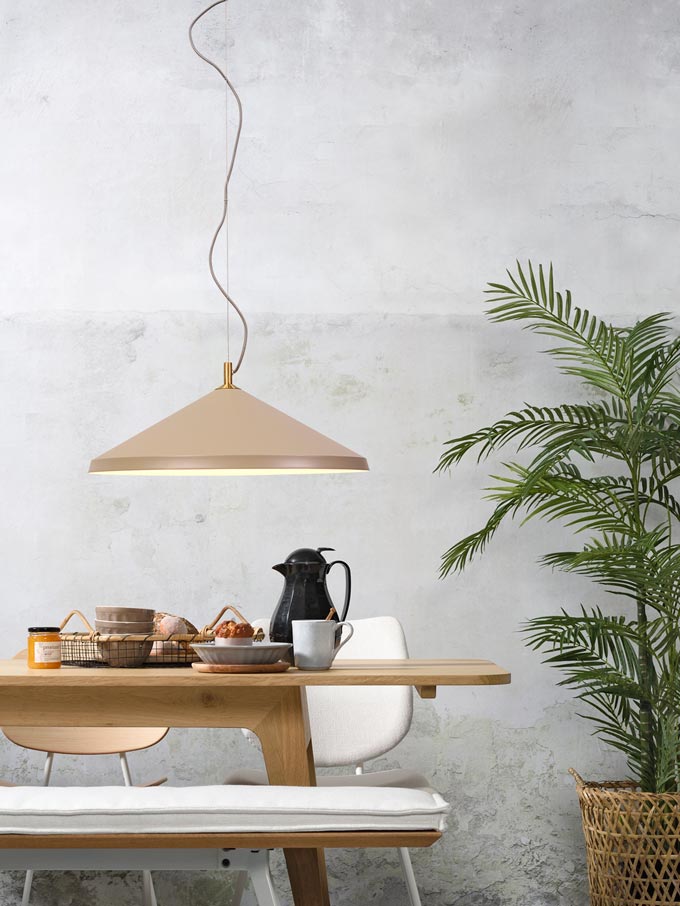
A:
2;1;679;903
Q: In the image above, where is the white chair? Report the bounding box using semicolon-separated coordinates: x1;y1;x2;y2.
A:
226;616;428;906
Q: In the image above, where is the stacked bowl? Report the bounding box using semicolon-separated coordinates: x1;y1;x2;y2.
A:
95;607;155;667
95;607;155;635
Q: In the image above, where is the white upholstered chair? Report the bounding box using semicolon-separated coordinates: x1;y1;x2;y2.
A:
226;616;428;906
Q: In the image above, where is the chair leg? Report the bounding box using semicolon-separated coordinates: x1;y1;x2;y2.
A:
248;853;281;906
22;752;56;905
231;870;248;906
119;752;134;787
21;870;33;906
120;753;158;906
397;847;422;906
42;753;54;787
142;869;156;906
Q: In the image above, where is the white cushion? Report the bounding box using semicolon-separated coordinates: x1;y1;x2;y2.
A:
0;785;449;835
225;768;435;792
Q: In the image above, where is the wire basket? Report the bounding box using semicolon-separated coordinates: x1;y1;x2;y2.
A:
59;606;247;668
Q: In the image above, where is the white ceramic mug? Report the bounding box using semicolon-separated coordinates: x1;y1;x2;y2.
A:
291;620;354;671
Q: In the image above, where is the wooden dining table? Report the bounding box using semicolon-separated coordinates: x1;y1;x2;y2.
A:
0;657;510;905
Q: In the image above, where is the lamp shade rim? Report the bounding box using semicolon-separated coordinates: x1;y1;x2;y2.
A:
89;454;369;473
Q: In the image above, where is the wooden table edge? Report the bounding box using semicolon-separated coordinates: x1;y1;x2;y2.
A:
0;659;512;689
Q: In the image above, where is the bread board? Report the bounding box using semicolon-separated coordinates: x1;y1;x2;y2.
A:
191;661;290;674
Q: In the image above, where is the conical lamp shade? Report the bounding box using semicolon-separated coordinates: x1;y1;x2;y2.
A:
89;386;369;475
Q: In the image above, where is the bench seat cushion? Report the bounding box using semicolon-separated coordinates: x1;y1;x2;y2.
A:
0;785;449;835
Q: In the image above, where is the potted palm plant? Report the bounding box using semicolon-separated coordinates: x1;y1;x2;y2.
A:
438;262;680;905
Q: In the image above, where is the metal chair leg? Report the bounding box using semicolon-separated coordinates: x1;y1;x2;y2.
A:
247;853;281;906
397;847;422;906
142;868;156;906
231;870;248;906
120;752;158;906
119;752;133;787
21;870;33;906
355;765;421;906
22;752;56;905
42;753;54;787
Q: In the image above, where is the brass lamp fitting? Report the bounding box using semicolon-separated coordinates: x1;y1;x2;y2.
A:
220;361;235;389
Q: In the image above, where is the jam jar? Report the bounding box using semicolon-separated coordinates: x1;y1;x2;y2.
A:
27;627;61;669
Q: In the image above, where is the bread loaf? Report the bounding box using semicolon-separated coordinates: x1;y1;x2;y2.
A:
151;612;200;658
153;612;199;636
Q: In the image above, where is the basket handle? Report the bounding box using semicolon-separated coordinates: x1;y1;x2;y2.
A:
201;604;251;635
569;768;586;788
59;610;95;633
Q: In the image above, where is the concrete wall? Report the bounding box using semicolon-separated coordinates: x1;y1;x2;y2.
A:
1;0;679;903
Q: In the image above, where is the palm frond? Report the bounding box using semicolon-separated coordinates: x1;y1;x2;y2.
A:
636;338;680;410
487;464;639;537
626;313;675;391
440;499;518;576
523;608;644;697
436;403;613;471
578;694;644;779
486;262;630;397
539;528;671;600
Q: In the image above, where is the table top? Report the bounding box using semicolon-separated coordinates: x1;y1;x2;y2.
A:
0;658;510;688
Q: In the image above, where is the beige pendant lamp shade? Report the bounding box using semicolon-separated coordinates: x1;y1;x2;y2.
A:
89;378;368;476
89;0;368;476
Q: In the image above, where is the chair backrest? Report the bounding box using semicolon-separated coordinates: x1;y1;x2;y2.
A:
254;616;413;768
4;650;168;755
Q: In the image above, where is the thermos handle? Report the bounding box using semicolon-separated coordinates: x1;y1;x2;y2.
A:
327;560;351;621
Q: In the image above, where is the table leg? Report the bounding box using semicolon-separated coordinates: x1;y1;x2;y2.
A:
252;687;331;906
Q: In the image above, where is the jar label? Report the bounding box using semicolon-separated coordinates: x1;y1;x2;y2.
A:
33;641;61;664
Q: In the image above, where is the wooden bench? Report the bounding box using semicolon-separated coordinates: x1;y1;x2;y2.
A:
0;783;448;905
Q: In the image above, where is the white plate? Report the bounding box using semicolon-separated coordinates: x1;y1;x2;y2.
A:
191;642;291;666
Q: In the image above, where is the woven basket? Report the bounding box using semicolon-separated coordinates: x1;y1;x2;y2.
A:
58;605;254;668
571;768;680;905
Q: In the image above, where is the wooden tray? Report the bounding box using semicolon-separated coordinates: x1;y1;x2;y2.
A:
191;661;290;674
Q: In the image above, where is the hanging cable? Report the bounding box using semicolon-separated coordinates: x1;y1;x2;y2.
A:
189;0;248;374
224;0;230;364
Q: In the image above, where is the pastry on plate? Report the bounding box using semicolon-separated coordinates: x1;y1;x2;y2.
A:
215;619;256;646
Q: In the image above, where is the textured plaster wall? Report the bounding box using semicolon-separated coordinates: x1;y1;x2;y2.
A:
1;1;680;903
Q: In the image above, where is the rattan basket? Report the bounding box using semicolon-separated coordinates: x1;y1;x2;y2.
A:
58;606;250;668
571;768;680;905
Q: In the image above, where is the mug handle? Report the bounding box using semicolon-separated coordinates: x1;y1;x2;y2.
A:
334;621;354;655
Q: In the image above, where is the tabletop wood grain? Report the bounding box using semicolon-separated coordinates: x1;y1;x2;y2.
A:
0;658;511;687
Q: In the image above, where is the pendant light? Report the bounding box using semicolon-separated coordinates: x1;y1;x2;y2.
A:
89;0;368;476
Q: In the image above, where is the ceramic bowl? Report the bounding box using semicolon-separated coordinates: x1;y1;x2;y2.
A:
95;620;155;635
191;642;291;666
95;607;155;622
